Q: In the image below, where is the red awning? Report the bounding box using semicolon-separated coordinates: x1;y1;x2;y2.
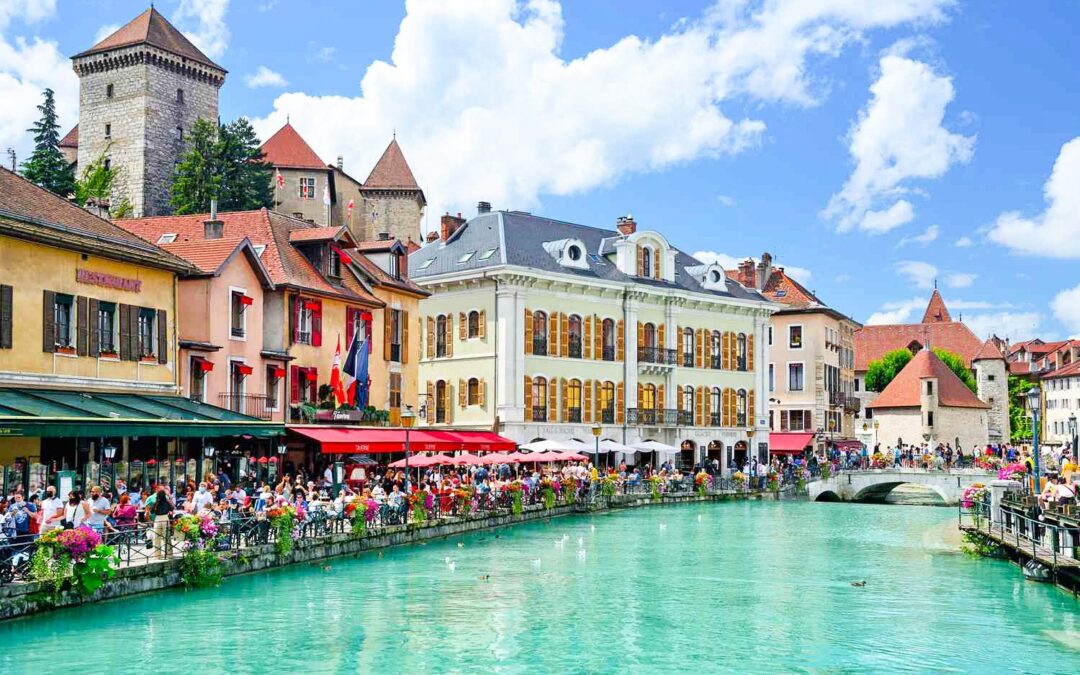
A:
292;427;516;454
194;357;214;372
270;366;286;379
831;439;864;451
235;364;254;376
238;294;254;306
769;432;815;454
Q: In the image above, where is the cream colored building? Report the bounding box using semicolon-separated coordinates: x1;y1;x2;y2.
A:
1042;362;1080;448
409;209;776;469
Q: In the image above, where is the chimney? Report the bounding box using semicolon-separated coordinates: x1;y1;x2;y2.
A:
336;155;343;170
477;201;491;214
204;199;223;239
377;232;390;241
755;252;773;290
616;214;636;236
405;236;421;254
425;231;439;244
440;212;466;241
738;259;755;288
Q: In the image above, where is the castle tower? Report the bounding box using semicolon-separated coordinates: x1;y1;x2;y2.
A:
973;338;1010;444
71;7;226;217
358;138;426;242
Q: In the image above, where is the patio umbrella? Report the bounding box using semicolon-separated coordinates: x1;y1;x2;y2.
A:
631;440;680;458
389;454;433;469
529;451;563;462
555;452;588;461
598;438;636;454
478;453;508;465
456;453;484;465
502;452;527;463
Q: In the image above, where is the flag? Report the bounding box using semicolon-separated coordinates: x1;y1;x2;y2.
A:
275;168;284;189
347;198;354;217
330;337;347;407
343;327;368;408
323;184;331;206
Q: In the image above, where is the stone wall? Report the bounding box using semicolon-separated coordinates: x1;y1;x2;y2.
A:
357;189;424;243
974;359;1010;443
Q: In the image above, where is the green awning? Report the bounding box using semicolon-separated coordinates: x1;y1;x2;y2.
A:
0;388;283;438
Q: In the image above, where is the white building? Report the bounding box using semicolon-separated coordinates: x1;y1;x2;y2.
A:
408;208;776;469
1042;361;1080;448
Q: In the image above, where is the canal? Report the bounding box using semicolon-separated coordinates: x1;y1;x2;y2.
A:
2;501;1077;673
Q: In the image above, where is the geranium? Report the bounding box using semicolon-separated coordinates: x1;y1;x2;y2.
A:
961;483;989;509
57;526;102;562
172;514;202;542
407;491;428;524
732;472;747;489
268;504;297;555
31;527;116;599
998;462;1027;481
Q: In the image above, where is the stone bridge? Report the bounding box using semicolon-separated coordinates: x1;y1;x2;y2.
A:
807;469;998;505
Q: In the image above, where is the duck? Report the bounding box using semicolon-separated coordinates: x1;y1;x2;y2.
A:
850;580;866;587
448;561;456;572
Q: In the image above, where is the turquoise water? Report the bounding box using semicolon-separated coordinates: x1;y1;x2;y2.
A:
2;502;1078;673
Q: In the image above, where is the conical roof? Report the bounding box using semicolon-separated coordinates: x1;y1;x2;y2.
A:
867;350;988;410
259;123;326;170
74;7;223;71
364;138;421;192
972;338;1005;362
921;289;952;323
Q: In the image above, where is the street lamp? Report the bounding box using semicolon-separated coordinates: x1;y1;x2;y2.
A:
401;405;416;491
203;442;217;480
591;424;602;473
1069;413;1077;459
1027;386;1042;496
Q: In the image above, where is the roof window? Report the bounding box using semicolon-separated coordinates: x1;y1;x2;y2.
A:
418;258;435;270
157;233;177;244
458;251;476;264
479;248;498;260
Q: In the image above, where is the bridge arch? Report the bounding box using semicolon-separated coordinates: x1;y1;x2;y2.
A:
851;481;949;504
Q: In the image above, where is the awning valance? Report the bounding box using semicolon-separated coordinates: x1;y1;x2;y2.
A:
291;427;516;454
0;388;283;438
769;432;815;454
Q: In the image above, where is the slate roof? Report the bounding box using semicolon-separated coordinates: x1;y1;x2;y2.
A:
855;292;983;371
0;167;191;272
408;210;769;303
260;123;327;170
364;139;422;194
73;7;223;71
867;350;989;410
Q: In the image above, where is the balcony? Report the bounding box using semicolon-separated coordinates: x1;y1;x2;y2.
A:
677;410;694;426
637;347;678;366
844;397;861;414
683;353;694;368
626;407;679;426
532;406;548;422
709;412;721;427
567;408;582;423
600;408;615;424
218;393;275;420
829;390;845;406
568;336;582;359
532;337;548;355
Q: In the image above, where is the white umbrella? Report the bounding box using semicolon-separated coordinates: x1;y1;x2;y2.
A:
520;438;585;452
598;438;636;454
631;439;680;458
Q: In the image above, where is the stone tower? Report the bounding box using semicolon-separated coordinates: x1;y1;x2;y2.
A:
71;7;226;217
358;138;426;242
973;338;1010;444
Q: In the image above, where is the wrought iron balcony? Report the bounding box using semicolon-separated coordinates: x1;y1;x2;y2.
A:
637;347;678;365
710;412;722;427
532;337;548;355
626;407;679;426
844;397;861;413
736;356;747;372
602;346;617;361
710;355;722;370
531;406;547;422
683;353;694;368
600;408;615;424
567;408;582;423
677;410;694;426
829;390;845;406
218;393;275;420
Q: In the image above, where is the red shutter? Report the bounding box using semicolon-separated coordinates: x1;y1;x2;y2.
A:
308;367;318;401
290;296;300;344
311;300;323;346
290;365;300;403
362;311;373;353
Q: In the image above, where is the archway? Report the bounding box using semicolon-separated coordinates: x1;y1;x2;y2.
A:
814;490;842;502
853;482;948;505
680;439;697;469
707;440;724;470
733;440;748;468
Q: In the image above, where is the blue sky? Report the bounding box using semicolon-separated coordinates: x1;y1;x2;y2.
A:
3;0;1080;339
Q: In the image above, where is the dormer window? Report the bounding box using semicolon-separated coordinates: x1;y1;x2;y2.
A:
567;244;582;261
543;238;589;269
640;247;652;277
389;252;401;279
328;248;342;278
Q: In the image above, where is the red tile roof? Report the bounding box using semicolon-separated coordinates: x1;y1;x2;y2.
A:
856;292;983;371
1008;361;1032;375
364;138;421;192
972;338;1005;361
762;267;822;308
868;350;989;410
922;289;952;323
1042;359;1080;380
260;123;327;170
342;248;427;296
60;125;78;149
74;7;222;70
289;226;344;243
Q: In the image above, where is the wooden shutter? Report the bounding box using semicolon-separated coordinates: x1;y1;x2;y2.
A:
636;246;644;276
42;290;55;353
747;334;755;371
401;310;409;364
446;315;455;357
636;321;643;353
458;379;466;407
696;329;704;368
117;303;130;360
704;387;712;425
616;319;624;361
658;324;666;352
748;390;756;426
88;299;99;357
593;315;602;360
696;387;705;426
721;333;730;369
584;316;592;359
129;305;141;360
559;313;569;357
426;381;435;415
288;295;297;345
383;311;393;361
0;284;11;349
524;376;533;422
653;252;660;279
426;316;435;358
311;301;322;347
524;308;533;354
444;382;453;423
478;379;486;408
478;310;486;339
290;366;300;403
677;326;684;365
561;377;569;421
657;384;665;411
346;308;357;345
459;312;466;341
548;377;557;422
584;379;593;423
548;313;557;356
616;382;625;424
75;296;89;356
156;309;168;364
728;332;737;370
780;410;789;432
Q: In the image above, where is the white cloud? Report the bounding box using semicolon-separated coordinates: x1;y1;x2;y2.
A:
0;1;77;163
866;297;926;325
716;194;735;207
175;0;230;61
988;137;1080;257
944;272;976;288
253;0;952;228
245;66;288;89
897;223;939;247
93;23;119;43
866;296;1027;329
692;250;811;284
894;260;937;290
824;55;974;234
1052;283;1080;337
963;312;1041;340
954;235;973;247
313;45;337;63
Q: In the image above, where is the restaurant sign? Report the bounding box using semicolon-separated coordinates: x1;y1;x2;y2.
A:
76;269;142;293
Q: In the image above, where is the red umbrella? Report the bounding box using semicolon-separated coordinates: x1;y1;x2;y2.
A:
479;453;509;465
556;452;588;461
456;453;484;465
528;451;561;462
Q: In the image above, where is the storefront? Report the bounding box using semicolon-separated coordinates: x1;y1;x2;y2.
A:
289;426;515;456
768;432;815;458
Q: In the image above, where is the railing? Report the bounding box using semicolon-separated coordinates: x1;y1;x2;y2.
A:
567;408;582;423
532;406;548;422
677;410;694;426
532;337;548;355
637;347;678;365
568;336;582;359
829;390;844;406
435;408;446;423
736;413;746;427
296;330;312;345
626;407;679;426
218;393;276;420
710;355;722;370
844;397;861;413
959;498;1080;571
710;412;721;427
602;346;616;361
736;356;747;371
600;408;615;424
682;353;694;368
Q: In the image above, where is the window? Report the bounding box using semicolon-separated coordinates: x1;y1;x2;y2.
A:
104;158;111;171
567;244;582;261
467;310;481;339
710;388;722;426
682;386;694;419
177;88;184;103
230;291;247;338
769;363;774;392
641;384;657;411
390;373;402;410
479;248;498;260
532;377;548;422
602;318;615;361
389;252;401;279
53;294;74;348
266;366;281;411
190;358;208;402
788;363;804;391
567;379;582;422
533;311;548;355
137;308;156;358
600;381;615;423
988;374;996;382
297;302;314;344
390;309;402;362
175;126;182;141
97;302;116;353
568;315;582;358
926;411;934;427
640;247;652;277
682;328;694;367
467;377;480;406
854;378;860;392
789;325;803;349
419;258;435;270
156;233;177;244
926;381;934;395
435;381;448;423
737;333;747;371
328;249;342;278
768;326;773;346
104;123;111;139
106;84;114;98
710;331;722;369
299;177;316;200
737;389;747;426
458;251;476;264
643;322;656;350
436;314;447;357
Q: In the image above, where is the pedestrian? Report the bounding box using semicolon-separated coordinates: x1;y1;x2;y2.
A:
151;486;173;559
63;490;90;529
39;485;64;534
86;486;111;534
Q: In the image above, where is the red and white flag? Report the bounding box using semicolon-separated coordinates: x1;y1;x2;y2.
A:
347;198;354;217
275;168;284;189
330;336;347;407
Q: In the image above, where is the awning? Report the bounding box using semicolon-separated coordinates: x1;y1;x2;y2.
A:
292;427;516;454
831;439;864;451
193;357;214;372
769;432;815;454
0;388;283;438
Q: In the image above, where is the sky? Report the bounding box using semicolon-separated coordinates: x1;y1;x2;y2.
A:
2;0;1080;340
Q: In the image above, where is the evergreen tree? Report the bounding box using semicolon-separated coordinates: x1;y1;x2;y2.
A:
170;117;273;215
20;88;74;196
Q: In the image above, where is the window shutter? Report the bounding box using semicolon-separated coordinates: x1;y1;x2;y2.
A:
88;299;99;357
561;377;569;421
636;321;643;352
118;303;131;360
559;313;568;357
677;387;684;412
479;379;486;408
677;326;684;364
547;313;557;356
616;319;624;361
524;376;533;422
696;329;704;368
445;315;454;357
584;379;593;423
289;296;298;344
478;310;486;339
346;308;356;345
781;410;789;432
426;381;435;416
748;390;756;425
583;316;592;359
593;315;602;360
129;305;140;361
653;251;660;279
384;311;393;361
524;308;533;355
704;388;712;425
42;290;55;353
747;333;755;371
443;383;452;423
696;387;705;426
616;382;625;424
722;389;730;427
637;382;643;410
76;296;89;356
426;316;435;358
0;284;11;349
156;309;168;364
309;368;318;402
458;379;466;407
311;301;322;347
290;365;300;403
459;312;466;341
728;332;737;370
658;324;666;351
636;246;643;276
548;377;557;422
401;310;409;364
657;384;665;411
722;333;730;369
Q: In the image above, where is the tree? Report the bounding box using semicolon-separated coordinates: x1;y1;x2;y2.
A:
74;148;133;219
1009;376;1035;443
170;117;273;215
20;88;74;197
864;347;976;393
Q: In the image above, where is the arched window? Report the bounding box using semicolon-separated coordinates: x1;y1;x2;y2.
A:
568;315;583;358
643;322;656;350
467;377;480;406
737;333;747;371
641;247;652;277
435;380;447;423
600;381;615;423
710;387;722;426
710;331;722;368
436;315;447;357
532;377;548;422
641;383;657;411
682;328;694;367
602;318;615;361
682;385;694;423
567;379;583;422
467;310;480;338
533;311;548;354
737;389;747;426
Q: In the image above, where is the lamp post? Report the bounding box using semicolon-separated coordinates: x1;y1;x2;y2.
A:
203;442;216;481
873;421;879;450
102;442;117;492
591;424;602;473
1027;386;1042;496
1069;413;1077;460
746;427;756;487
274;441;287;482
332;460;344;498
401;405;416;492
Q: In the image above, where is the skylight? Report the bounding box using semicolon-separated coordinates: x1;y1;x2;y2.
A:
157;233;177;244
588;253;606;265
253;244;266;257
479;248;498;260
458;251;476;263
419;258;435;270
775;290;787;297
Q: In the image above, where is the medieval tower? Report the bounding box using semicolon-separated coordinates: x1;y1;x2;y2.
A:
973;338;1011;444
357;138;426;243
70;7;225;217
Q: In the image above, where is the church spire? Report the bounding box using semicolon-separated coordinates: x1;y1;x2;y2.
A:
921;289;952;324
